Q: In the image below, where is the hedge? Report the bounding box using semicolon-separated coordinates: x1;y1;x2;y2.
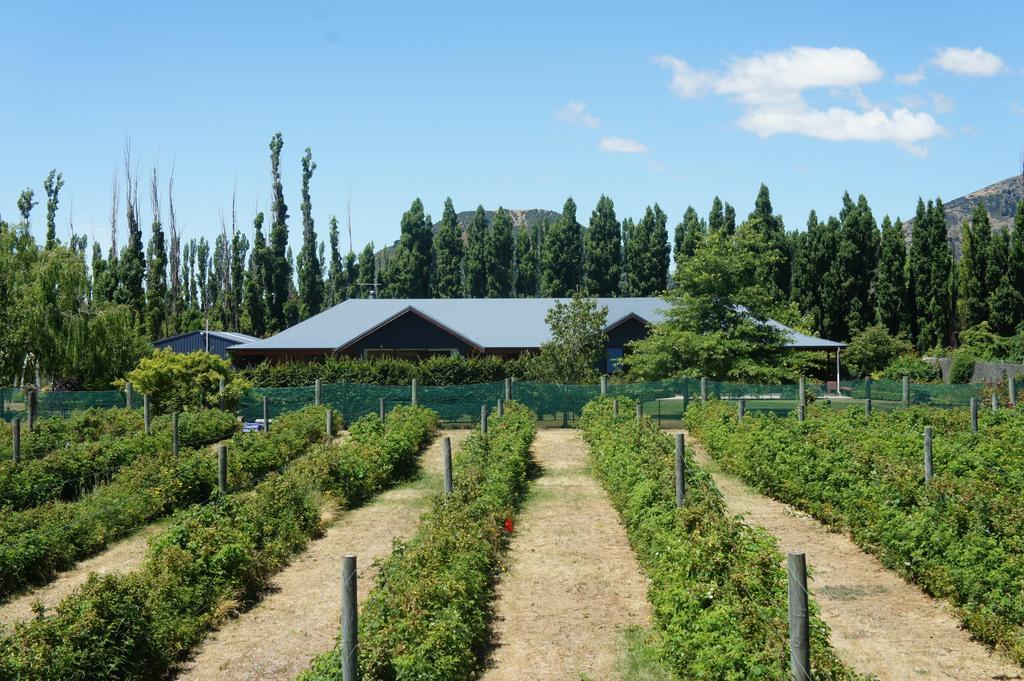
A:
299;401;536;681
581;397;858;680
0;409;239;512
0;404;438;679
0;407;143;462
0;406;329;600
686;400;1024;664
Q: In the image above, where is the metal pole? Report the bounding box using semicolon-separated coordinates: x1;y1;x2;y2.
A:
341;554;358;681
327;409;335;439
172;412;179;455
481;404;488;435
497;398;504;417
315;378;322;406
218;445;228;494
902;375;910;407
924;426;933;484
442;436;453;495
613;398;619;417
738;398;746;422
126;382;134;409
835;348;841;396
600;375;608;397
379;398;386;423
700;377;708;404
12;418;20;463
787;553;810;681
970;398;978;433
674;433;685;508
410;378;417;406
263;396;270;433
143;395;151;435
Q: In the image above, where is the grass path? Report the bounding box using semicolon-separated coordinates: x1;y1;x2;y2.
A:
679;428;1023;681
173;430;469;681
481;429;651;681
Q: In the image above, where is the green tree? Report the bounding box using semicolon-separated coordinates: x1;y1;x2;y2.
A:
242;213;269;336
741;184;789;298
527;293;608;383
583;195;622;296
43;170;64;249
723;202;736;235
296;147;323;319
838;193;880;335
874;216;907;336
674;205;704;266
708;196;725;234
958;203;993;331
392;198;434;298
119;349;246;414
268;132;290;331
842;325;913;378
344;249;359;300
117;171;146;323
464;205;488;297
485;207;514;297
1009;201;1024;327
622;204;670;296
326;216;346;306
358;242;376;297
514;222;539;297
145;174;168;339
986;230;1018;334
909;198;954;350
626;229;789;381
17;188;37;225
433;197;463;298
540;198;584;296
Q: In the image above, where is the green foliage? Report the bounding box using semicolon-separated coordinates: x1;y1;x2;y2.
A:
540;197;584;296
874;216;907;335
390;198;434;298
464;205;488;297
909;198;953;351
299;402;534;681
524;293;608;384
877;354;942;382
958;203;993;330
433;198;464;298
240;354;524;387
622;204;669;296
297;147;324;319
43;170;63;250
687;401;1024;664
513;221;539;297
118;349;248;414
268;132;291;332
485;207;514;297
581;398;857;679
742;184;790;299
842;325;913;378
0;406;436;679
583;194;622;296
0;407;143;462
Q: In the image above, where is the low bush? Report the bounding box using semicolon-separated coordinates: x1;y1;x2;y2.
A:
0;405;438;679
686;400;1024;664
0;406;329;600
0;407;143;462
0;410;238;511
877;353;942;382
582;397;858;680
117;349;249;414
299;402;536;681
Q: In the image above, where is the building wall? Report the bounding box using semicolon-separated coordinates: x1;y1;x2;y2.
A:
153;332;239;360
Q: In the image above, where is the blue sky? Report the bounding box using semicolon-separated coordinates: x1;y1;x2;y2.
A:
1;1;1021;254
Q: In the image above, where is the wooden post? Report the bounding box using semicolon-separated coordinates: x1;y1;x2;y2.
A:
481;404;488;435
798;377;806;407
865;397;872;416
970;398;978;433
218;445;228;494
125;382;134;409
379;398;386;423
27;389;35;432
787;553;810;681
171;412;179;455
798;404;805;423
263;396;270;434
700;377;708;404
12;418;20;464
635;401;642;422
218;377;225;409
505;377;513;402
315;379;322;406
613;398;619;417
674;433;685;507
143;395;151;435
327;409;335;439
497;398;504;417
341;554;358;681
738;398;746;422
992;392;998;413
600;375;608;397
410;378;418;406
865;377;873;402
1009;373;1017;406
924;426;933;484
442;436;453;495
902;376;910;407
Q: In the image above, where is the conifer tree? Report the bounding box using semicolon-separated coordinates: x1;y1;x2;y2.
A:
623;204;670;296
358;242;376;297
230;229;248;330
958;203;992;330
464;205;488;297
243;214;268;337
1009;201;1024;327
344;249;359;300
742;184;789;298
708;196;725;234
583;195;621;296
986;229;1017;334
118;159;147;323
43;170;64;249
145;171;168;339
723;202;736;235
674;206;704;266
874;216;907;336
909;198;953;350
514;222;539;297
838;193;880;335
433;197;463;298
326;216;346;306
541;197;584;296
296;147;323;318
485;207;514;297
392;198;434;297
268;132;290;330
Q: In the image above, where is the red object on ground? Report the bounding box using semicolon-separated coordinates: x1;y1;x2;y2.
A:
504;517;514;533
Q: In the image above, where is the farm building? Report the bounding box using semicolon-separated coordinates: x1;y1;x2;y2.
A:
153;329;260;360
227;298;845;372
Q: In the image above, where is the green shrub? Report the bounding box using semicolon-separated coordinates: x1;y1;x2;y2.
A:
686;401;1024;664
843;325;913;378
299;402;536;681
117;349;249;414
0;407;143;461
877;354;942;382
0;405;438;679
581;398;858;680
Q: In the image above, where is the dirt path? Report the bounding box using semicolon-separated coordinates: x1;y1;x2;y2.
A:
0;518;169;628
679;429;1023;681
482;429;651;681
175;430;469;681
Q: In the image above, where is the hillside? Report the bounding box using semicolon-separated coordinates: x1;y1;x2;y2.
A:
379;208;559;255
907;174;1023;255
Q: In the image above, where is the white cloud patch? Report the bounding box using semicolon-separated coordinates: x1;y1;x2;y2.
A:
1011;101;1024;117
930;92;954;114
933;47;1003;77
557;101;600;128
895;67;926;85
655;46;944;153
599;136;648;153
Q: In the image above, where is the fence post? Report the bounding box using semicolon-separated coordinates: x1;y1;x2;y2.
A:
865;377;873;402
218;445;228;494
798;403;805;423
787;552;810;681
219;377;225;409
12;418;20;463
497;398;504;417
504;377;512;402
924;426;933;484
341;554;358;681
379;398;386;423
263;396;270;434
27;389;36;432
327;409;335;439
171;412;179;455
674;433;685;507
798;376;806;407
143;395;151;435
738;398;746;422
1009;373;1017;406
613;398;619;417
700;377;708;404
125;382;134;409
442;436;453;495
315;378;322;406
481;404;488;435
600;375;608;397
902;376;910;407
865;397;872;416
970;398;978;433
992;392;998;413
635;401;642;422
410;378;417;406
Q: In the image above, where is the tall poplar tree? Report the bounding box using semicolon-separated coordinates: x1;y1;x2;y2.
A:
958;203;993;330
708;196;725;234
357;242;376;297
268;132;290;330
43;170;64;249
485;207;514;297
540;197;584;296
874;216;907;336
145;170;168;339
432;197;463;298
296;147;323;318
909;198;953;350
723;202;737;235
986;229;1017;334
838;193;880;335
674;206;704;266
742;184;789;298
118;160;146;323
326;216;346;306
514;222;538;297
464;206;488;297
623;204;670;296
392;198;434;297
583;195;621;296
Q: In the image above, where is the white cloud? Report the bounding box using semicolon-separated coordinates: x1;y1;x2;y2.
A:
599;137;648;153
930;92;954;114
655;46;945;153
1011;101;1024;117
556;101;600;128
895;67;926;85
933;47;1003;77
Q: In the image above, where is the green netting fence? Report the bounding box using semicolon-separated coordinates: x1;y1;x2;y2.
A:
1;388;128;421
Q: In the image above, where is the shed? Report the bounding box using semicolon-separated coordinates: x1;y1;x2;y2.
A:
153;330;260;360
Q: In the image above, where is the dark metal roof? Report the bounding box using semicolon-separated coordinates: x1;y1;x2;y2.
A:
154;330;260;347
228;298;845;353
